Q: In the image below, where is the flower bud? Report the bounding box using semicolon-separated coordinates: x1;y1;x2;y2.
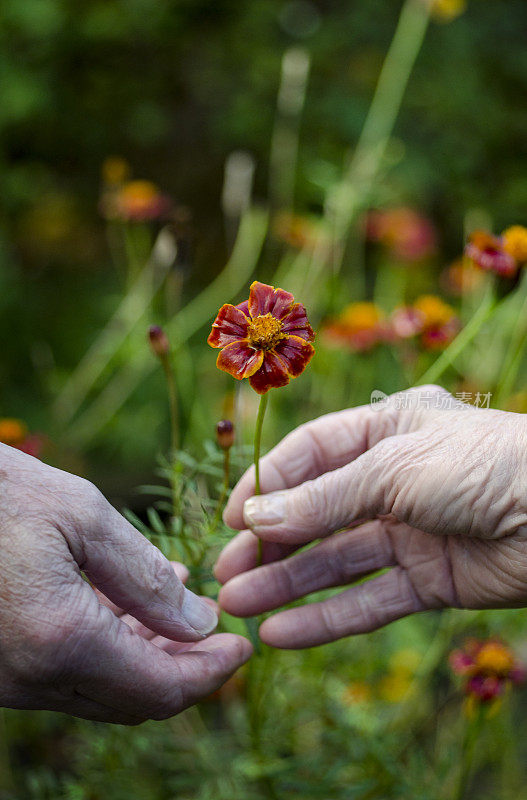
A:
216;419;235;450
148;325;170;357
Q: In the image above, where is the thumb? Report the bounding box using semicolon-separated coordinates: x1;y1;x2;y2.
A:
241;434;412;544
66;484;217;641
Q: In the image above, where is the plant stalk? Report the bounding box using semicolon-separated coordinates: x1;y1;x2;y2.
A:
417;288;495;387
253;392;269;566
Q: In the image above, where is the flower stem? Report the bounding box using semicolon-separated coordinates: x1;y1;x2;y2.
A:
161;353;179;455
254;392;269;566
454;706;483;800
494;271;527;407
212;448;231;530
416;287;495;387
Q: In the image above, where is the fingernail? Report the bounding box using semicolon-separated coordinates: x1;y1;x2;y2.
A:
244;493;286;527
181;590;218;635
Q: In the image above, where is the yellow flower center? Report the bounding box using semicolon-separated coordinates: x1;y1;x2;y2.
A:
475;643;514;675
413;295;454;327
247;313;284;350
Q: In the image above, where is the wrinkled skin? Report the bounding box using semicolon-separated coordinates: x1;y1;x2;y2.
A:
215;385;527;649
0;445;251;724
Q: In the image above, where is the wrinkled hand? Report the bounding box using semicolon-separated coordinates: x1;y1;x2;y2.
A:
0;445;251;724
215;385;527;648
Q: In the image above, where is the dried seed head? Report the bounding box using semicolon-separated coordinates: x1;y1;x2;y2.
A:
216;419;235;450
148;325;170;357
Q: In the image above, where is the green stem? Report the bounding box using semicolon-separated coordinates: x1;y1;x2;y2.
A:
212;448;230;530
254;392;269;566
453;707;483;800
161;354;179;455
494;273;527;407
328;0;432;249
417;288;495;387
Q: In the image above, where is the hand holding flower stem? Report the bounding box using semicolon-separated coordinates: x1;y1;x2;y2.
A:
208;280;315;565
253;393;269;564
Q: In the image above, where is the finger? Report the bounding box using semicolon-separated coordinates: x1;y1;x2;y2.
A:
258;568;425;648
239;432;417;545
94;561;190;617
219;521;395;616
224;404;397;530
67;493;217;641
213;530;298;584
224;385;450;531
115;596;218;646
150;631;249;657
70;591;252;720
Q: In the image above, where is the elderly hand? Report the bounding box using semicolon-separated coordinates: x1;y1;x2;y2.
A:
215;385;527;648
0;445;251;724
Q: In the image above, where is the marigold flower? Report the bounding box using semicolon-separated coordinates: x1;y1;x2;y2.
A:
104;180;172;223
322;302;388;352
391;295;459;351
450;638;525;708
413;294;455;328
273;212;322;250
366;207;436;262
464;230;517;278
502;225;527;265
208;281;315;394
430;0;467;23
440;258;485;297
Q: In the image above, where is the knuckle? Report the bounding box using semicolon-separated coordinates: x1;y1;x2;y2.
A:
63;478;108;534
144;549;178;600
78;479;107;516
319;597;350;640
293;478;328;524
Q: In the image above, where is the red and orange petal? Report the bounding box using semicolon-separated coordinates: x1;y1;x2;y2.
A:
236;299;250;316
466;675;504;702
465;231;517;278
449;649;476;676
249;351;291;394
274;335;315;377
281;302;315;342
208;304;250;348
216;341;264;380
421;320;459;350
248;281;294;320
